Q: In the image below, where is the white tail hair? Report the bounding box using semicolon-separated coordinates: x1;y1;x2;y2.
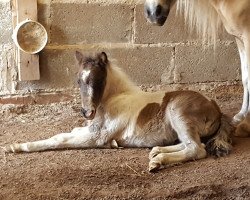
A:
177;0;222;44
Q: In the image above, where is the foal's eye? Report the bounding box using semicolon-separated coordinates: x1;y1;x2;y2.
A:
77;79;81;85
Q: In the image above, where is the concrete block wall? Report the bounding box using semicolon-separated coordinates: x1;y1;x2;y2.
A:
0;0;241;101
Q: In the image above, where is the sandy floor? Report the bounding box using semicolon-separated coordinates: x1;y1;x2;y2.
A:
0;93;250;200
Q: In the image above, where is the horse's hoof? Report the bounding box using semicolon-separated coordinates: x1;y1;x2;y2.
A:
232;113;245;126
235;121;250;137
149;161;161;172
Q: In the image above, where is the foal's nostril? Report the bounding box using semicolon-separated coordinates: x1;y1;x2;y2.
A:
80;108;96;119
80;108;86;116
147;8;151;17
155;5;162;17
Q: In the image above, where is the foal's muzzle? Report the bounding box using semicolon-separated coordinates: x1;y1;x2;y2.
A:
81;108;96;120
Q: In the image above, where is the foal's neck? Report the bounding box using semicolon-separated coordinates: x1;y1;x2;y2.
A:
102;65;140;103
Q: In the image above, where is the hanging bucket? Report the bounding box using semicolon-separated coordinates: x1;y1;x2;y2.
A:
12;19;48;54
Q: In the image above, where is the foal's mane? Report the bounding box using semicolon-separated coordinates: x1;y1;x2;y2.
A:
103;61;140;101
177;0;222;44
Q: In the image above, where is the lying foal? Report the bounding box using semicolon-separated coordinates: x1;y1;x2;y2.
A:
3;51;233;172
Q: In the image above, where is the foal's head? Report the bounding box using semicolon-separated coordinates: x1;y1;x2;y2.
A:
75;51;108;120
144;0;177;26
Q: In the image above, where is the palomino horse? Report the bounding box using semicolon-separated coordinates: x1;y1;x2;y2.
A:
144;0;250;137
3;52;232;172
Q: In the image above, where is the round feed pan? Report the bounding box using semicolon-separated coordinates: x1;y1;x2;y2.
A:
13;19;48;54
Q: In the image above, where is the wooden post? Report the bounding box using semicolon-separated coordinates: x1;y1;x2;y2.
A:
12;0;40;81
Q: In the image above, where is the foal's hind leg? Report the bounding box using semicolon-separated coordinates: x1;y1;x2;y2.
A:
149;142;206;160
149;143;186;160
149;117;207;171
149;144;207;172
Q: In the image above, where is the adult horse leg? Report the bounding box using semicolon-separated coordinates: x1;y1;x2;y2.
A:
233;38;249;125
235;34;250;137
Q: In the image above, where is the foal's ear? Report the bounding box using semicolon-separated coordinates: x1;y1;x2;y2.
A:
75;51;84;63
98;52;108;66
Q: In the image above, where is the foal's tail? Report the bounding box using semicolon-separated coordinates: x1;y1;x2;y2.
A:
205;105;233;157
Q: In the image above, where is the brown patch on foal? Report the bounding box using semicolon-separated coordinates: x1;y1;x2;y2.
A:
137;91;187;128
136;91;181;128
137;103;161;128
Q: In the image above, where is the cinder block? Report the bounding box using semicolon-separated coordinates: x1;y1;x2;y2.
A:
0;1;12;44
17;49;78;91
49;3;133;44
174;43;241;83
110;46;174;85
38;3;51;43
16;46;174;91
134;4;234;44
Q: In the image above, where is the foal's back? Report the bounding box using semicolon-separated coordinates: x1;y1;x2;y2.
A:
135;90;221;142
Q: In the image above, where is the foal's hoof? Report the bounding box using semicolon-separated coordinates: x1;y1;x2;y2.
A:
1;145;16;153
149;161;161;172
1;146;12;153
149;146;161;160
235;121;250;137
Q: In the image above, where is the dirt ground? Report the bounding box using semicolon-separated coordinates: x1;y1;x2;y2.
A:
0;91;250;200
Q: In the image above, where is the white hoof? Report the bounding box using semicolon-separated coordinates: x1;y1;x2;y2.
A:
149;146;161;160
232;113;245;126
149;160;161;172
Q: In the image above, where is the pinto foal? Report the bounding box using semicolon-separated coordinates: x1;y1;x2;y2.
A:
3;52;232;172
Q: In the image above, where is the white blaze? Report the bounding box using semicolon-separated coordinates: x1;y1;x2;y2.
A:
81;70;91;82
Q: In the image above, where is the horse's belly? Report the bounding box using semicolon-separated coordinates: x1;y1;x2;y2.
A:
216;0;250;37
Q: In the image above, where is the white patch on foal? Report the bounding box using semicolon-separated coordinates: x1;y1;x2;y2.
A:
81;70;90;82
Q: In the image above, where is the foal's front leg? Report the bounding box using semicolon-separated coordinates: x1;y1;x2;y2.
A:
3;127;107;153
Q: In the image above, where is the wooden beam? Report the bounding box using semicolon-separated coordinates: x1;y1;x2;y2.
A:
12;0;40;81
